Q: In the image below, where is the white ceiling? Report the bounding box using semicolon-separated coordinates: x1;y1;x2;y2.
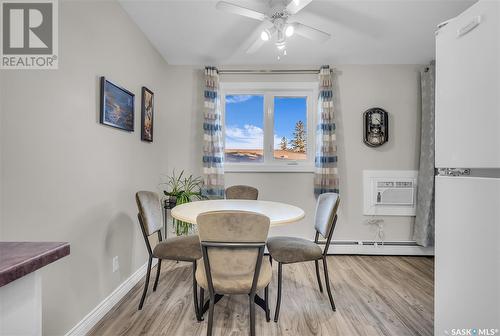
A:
120;0;475;65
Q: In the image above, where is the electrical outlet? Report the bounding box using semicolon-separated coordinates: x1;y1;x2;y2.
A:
112;256;119;272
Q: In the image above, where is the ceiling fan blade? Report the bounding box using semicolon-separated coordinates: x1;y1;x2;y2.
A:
293;22;330;42
216;1;266;21
286;0;312;15
246;36;266;54
238;21;273;54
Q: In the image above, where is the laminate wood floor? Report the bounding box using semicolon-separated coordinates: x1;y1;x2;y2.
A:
89;256;434;336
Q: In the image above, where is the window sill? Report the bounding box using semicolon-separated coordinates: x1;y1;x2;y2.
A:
225;164;315;173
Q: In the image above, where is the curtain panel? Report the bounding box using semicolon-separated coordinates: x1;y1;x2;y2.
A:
413;62;435;247
314;65;339;195
201;67;225;199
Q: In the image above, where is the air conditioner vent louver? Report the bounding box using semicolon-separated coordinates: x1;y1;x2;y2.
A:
377;181;413;188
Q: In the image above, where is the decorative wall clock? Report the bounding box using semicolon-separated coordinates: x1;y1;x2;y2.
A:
363;107;389;147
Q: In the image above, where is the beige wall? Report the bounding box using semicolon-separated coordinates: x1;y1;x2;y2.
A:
161;64;422;242
0;1;169;334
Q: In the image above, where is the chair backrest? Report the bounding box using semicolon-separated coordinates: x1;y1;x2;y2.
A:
225;185;259;200
314;193;340;238
135;191;162;236
196;211;270;294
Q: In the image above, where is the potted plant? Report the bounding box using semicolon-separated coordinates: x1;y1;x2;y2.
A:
161;170;204;236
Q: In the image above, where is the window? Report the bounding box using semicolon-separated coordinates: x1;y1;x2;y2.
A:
224;95;264;163
221;82;316;172
273;96;308;161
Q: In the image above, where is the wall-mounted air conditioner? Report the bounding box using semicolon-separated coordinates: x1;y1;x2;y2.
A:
363;170;418;216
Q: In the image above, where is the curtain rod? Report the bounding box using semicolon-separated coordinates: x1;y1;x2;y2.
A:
218;69;332;75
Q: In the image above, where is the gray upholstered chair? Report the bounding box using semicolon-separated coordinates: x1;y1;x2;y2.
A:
267;193;340;322
225;185;259;200
135;191;202;320
196;211;271;336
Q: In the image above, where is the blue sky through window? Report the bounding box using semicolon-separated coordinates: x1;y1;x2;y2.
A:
225;95;264;150
274;96;307;149
224;95;307;150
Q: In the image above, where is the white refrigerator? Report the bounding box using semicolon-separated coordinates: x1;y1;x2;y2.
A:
435;1;500;335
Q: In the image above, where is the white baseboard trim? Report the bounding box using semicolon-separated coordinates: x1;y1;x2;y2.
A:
65;259;157;336
327;241;434;256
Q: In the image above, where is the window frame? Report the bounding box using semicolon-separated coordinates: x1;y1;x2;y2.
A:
220;81;317;173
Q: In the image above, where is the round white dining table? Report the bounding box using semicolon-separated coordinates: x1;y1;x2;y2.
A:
171;199;305;227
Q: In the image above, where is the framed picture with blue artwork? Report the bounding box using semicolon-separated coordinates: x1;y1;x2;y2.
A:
100;77;134;132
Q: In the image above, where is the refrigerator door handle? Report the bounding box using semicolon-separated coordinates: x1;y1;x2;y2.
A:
457;15;481;38
437;168;471;176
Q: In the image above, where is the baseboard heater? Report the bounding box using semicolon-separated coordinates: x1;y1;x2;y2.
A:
316;240;434;256
320;240;420;246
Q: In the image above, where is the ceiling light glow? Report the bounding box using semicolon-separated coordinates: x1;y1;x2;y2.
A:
285;25;294;37
260;30;270;41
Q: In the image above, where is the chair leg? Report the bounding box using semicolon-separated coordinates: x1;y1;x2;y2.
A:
249;293;256;336
207;294;215;336
315;259;323;293
264;285;270;322
199;287;205;319
322;256;336;311
274;262;283;322
153;259;162;292
138;256;152;310
192;262;202;321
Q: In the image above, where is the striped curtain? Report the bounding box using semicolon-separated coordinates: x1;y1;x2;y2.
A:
314;65;339;195
201;67;225;198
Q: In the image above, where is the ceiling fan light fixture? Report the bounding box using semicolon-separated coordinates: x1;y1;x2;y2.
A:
215;0;330;55
260;30;270;41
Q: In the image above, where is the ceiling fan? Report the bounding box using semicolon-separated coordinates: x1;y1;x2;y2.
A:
216;0;330;57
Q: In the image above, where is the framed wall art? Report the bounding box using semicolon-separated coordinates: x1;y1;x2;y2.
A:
141;87;154;142
100;77;134;132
